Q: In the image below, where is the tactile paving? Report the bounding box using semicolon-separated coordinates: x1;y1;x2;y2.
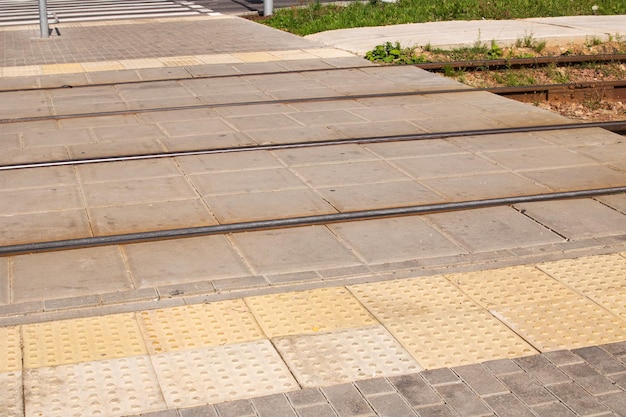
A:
151;340;298;408
493;296;626;352
245;287;377;338
386;310;537;369
273;325;422;387
138;299;265;354
349;275;482;322
0;371;23;417
0;326;22;373
24;355;165;417
22;313;147;369
446;265;577;308
536;254;626;319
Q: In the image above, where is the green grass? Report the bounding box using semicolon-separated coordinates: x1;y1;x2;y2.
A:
259;0;626;36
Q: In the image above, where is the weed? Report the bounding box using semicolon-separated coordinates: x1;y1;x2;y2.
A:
493;71;536;86
585;36;604;47
365;42;426;64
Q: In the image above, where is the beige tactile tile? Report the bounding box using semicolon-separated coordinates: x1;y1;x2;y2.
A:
350;275;481;321
332;217;464;264
536;254;626;320
0;371;23;417
121;58;166;69
245;287;377;338
230;225;361;275
12;246;133;303
124;235;251;288
195;53;243;64
24;355;165;417
446;265;577;309
232;52;281;62
138;299;265;354
274;326;422;387
161;56;202;66
493;296;626;352
388;310;538;369
0;327;21;373
22;313;147;369
152;340;298;408
81;60;126;72
42;63;85;74
1;65;43;77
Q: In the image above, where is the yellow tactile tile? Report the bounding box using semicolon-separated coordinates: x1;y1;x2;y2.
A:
493;296;626;352
304;48;355;58
349;275;482;321
269;50;318;61
536;254;626;319
22;313;147;369
195;54;243;64
245;287;377;338
161;56;202;67
1;65;43;77
81;61;125;72
387;310;537;369
446;265;577;309
0;326;22;373
232;52;281;63
42;63;85;74
137;299;265;354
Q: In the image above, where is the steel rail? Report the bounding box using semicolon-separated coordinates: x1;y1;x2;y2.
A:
3;79;626;124
2;53;624;93
1;187;625;256
1;120;625;171
417;53;626;71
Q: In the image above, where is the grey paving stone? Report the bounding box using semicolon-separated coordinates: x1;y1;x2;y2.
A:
601;342;626;358
211;276;268;292
252;393;297;417
367;393;418;417
322;384;375;417
483;393;535;417
531;402;577;417
452;364;509;397
514;355;570;386
435;383;492;417
178;404;218;417
157;280;215;297
101;288;159;304
609;372;626;390
0;301;43;319
547;381;610;416
421;368;461;386
265;271;322;285
560;362;621;396
498;372;557;407
597;391;626;416
543;350;586;367
43;294;102;311
413;404;457;417
354;378;396;397
296;404;338;417
388;374;443;408
287;388;328;408
482;359;523;376
215;399;256;417
574;346;626;376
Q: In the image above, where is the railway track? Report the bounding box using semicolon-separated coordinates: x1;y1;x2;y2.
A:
0;61;626;276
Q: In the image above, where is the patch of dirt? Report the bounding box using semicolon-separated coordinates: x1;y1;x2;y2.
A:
417;40;626;122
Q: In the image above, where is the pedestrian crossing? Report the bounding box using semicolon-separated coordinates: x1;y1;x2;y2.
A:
0;0;216;26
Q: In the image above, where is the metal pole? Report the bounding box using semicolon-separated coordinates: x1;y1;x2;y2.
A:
264;0;273;16
39;0;49;38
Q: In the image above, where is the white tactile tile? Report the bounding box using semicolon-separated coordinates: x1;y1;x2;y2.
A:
151;340;298;408
24;356;165;417
0;371;23;417
273;325;423;387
